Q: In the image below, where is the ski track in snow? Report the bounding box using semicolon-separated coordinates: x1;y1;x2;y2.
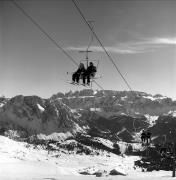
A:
0;135;173;180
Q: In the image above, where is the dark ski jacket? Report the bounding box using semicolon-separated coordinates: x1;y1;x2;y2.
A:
86;65;97;75
146;132;151;138
141;132;146;138
76;67;86;75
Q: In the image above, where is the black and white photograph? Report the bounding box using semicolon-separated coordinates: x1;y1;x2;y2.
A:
0;0;176;179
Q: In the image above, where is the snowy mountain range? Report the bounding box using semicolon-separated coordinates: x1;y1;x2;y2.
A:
0;90;176;143
51;90;176;142
51;90;176;116
0;95;84;141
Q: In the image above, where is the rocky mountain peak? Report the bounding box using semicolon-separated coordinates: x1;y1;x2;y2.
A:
0;95;83;137
51;90;176;117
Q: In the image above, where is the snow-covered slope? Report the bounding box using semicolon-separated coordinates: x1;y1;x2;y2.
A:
0;135;78;179
144;114;158;127
0;135;173;180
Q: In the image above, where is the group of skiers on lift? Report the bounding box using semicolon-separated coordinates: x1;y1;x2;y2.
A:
72;62;97;86
141;129;152;145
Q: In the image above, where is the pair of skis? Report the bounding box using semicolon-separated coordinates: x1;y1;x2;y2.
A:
68;81;90;87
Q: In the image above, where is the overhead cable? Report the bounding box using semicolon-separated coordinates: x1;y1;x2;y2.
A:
12;0;78;66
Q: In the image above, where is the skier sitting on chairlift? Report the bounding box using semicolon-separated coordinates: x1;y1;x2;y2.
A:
72;63;86;84
83;62;97;85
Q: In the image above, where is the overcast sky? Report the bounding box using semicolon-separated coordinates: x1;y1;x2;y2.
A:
0;0;176;99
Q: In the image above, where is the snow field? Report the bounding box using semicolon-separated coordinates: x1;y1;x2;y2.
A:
0;136;174;180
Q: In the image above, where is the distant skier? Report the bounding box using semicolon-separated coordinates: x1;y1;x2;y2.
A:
146;130;152;144
141;130;146;144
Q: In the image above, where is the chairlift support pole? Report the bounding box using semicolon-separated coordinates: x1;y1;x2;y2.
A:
172;143;176;177
79;49;92;68
79;20;94;68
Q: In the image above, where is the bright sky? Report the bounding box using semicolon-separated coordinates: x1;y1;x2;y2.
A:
0;0;176;99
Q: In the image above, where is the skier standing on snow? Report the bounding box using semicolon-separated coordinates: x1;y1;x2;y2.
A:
141;130;146;144
146;130;152;144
